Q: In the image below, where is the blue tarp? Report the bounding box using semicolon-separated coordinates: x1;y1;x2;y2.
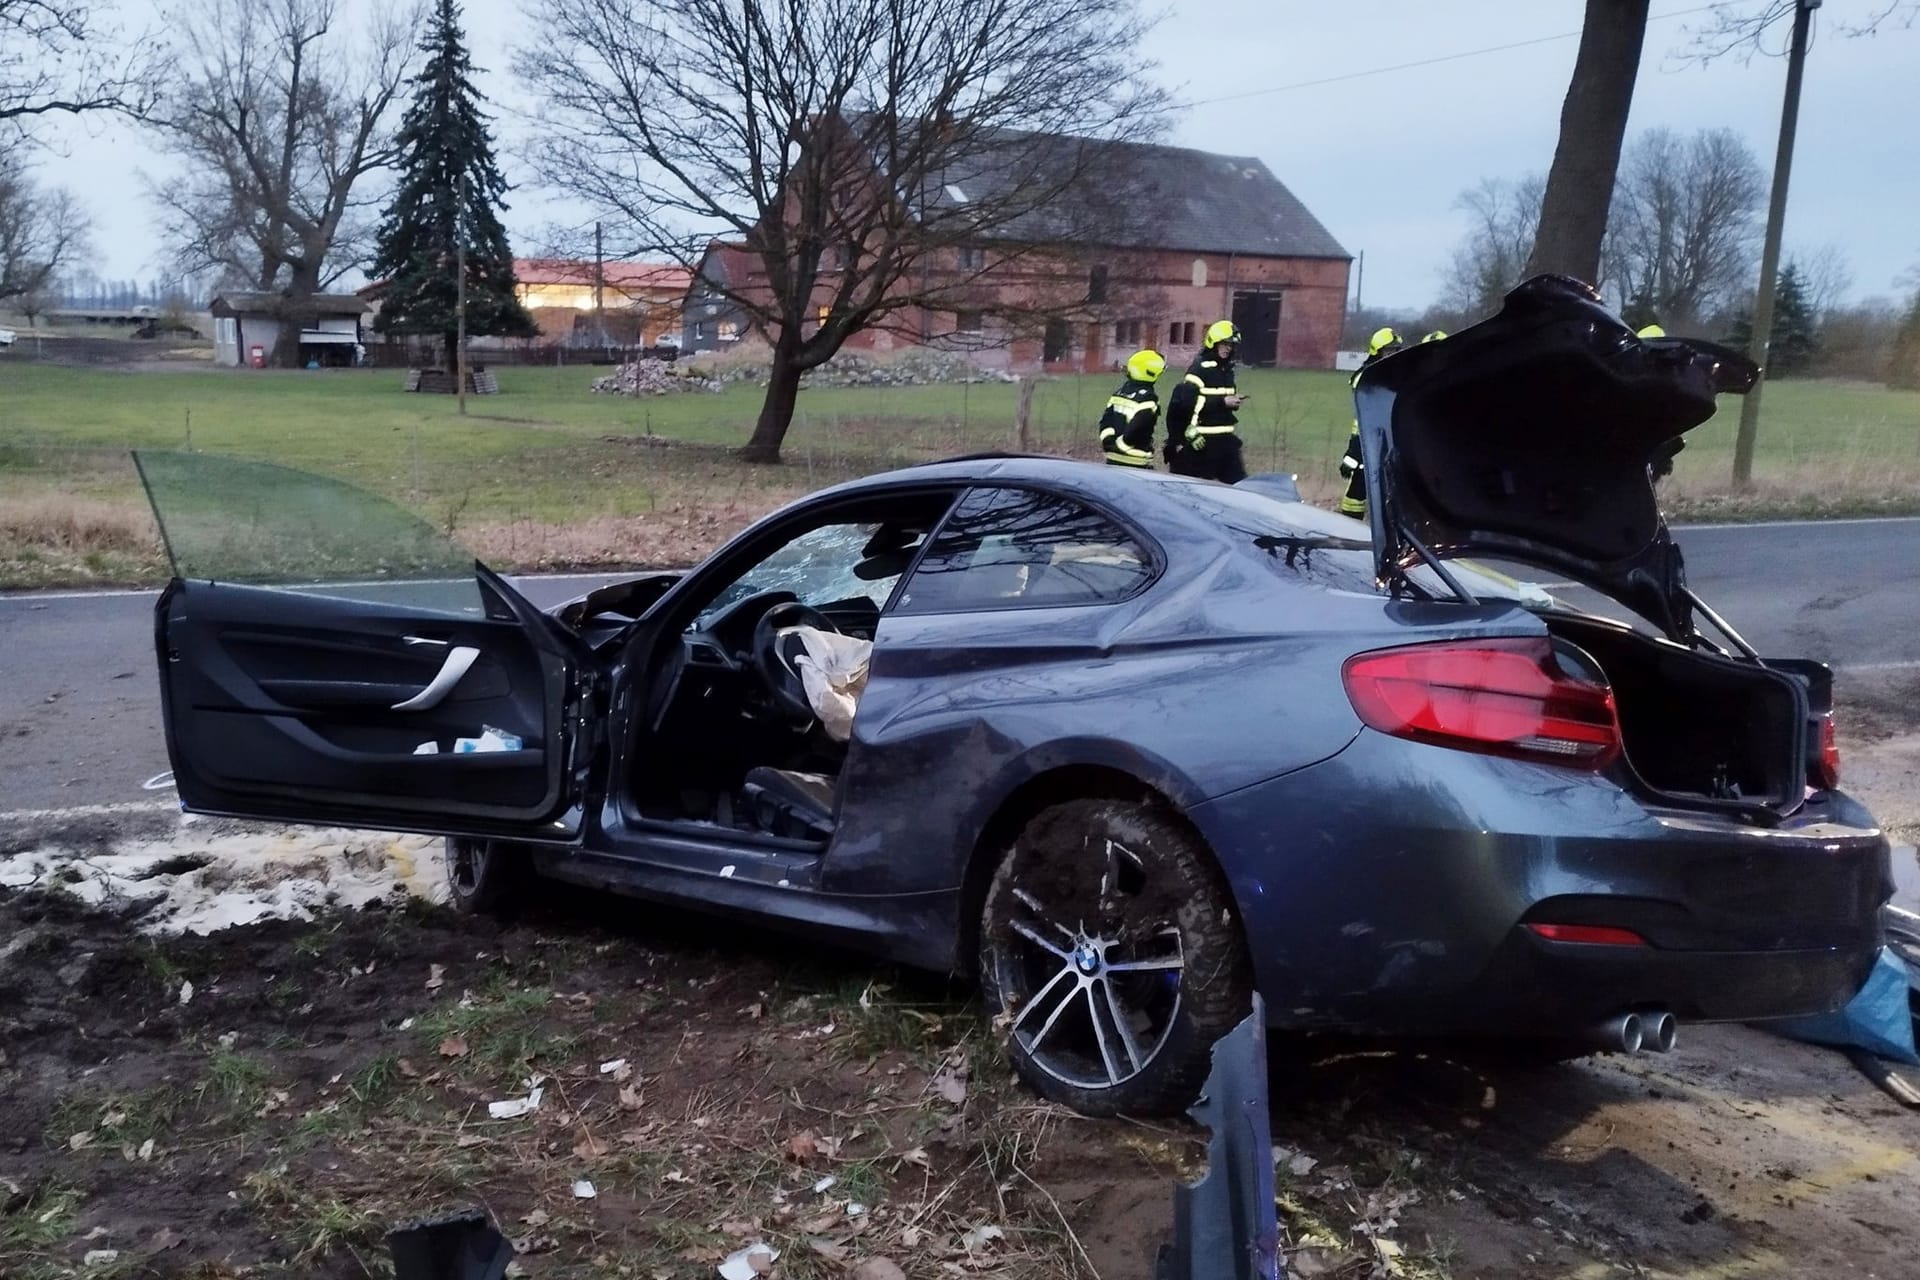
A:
1767;946;1920;1066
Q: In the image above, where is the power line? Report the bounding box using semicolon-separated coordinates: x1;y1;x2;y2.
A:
1172;4;1726;110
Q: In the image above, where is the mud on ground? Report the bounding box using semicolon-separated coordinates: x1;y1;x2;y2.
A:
3;865;1920;1280
4;673;1919;1280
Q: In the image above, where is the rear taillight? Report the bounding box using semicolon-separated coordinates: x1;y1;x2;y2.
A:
1811;717;1841;790
1342;637;1621;770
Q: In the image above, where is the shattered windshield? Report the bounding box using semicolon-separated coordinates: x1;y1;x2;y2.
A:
133;451;481;613
690;522;897;630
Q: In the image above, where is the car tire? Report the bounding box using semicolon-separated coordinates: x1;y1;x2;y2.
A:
444;837;531;917
978;798;1252;1117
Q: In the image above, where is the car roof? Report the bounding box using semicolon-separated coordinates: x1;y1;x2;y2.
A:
814;453;1215;506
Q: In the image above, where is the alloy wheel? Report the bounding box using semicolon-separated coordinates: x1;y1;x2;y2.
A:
990;834;1186;1091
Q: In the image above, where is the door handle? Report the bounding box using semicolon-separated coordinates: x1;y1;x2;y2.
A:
404;635;451;647
391;646;481;711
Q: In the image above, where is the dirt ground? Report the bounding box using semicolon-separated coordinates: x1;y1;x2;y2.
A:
4;678;1919;1280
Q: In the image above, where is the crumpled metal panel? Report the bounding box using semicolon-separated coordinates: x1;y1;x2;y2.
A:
1157;994;1285;1280
386;1207;513;1280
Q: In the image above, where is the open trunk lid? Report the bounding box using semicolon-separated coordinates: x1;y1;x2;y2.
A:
1354;274;1758;643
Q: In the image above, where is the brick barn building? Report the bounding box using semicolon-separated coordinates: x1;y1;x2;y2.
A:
680;137;1350;372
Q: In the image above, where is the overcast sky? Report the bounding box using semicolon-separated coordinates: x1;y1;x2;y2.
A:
29;0;1920;308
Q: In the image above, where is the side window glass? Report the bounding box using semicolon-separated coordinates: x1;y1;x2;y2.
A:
894;488;1153;615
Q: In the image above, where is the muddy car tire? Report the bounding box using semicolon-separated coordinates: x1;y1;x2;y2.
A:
978;798;1252;1117
445;837;531;916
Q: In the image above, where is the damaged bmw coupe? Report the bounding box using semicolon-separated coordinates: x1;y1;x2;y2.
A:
145;277;1891;1116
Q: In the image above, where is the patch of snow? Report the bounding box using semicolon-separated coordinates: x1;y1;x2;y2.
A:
0;818;448;935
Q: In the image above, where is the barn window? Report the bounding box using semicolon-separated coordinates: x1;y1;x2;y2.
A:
1191;259;1208;288
1088;264;1109;304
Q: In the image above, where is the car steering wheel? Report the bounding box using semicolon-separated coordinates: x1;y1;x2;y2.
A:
752;601;840;724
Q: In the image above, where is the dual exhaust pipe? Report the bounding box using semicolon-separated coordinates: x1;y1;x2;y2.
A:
1590;1008;1678;1055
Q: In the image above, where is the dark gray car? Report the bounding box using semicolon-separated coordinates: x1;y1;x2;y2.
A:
145;278;1890;1116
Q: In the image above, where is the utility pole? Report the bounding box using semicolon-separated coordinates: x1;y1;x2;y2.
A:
1353;249;1364;315
1732;0;1818;489
456;176;468;418
593;221;605;345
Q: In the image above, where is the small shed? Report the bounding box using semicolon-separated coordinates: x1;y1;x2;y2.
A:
209;293;368;368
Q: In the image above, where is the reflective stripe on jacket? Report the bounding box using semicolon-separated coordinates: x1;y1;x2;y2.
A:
1166;355;1237;446
1099;378;1159;466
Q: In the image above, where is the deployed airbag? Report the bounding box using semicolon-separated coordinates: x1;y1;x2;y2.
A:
788;626;872;741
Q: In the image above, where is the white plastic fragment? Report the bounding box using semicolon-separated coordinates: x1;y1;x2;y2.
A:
598;1058;628;1075
178;980;194;1005
84;1251;120;1267
812;1175;837;1193
488;1082;545;1120
571;1179;596;1200
717;1243;778;1280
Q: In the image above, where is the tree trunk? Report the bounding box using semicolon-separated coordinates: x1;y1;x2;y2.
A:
1012;376;1038;450
1525;0;1651;284
741;346;804;463
272;264;325;368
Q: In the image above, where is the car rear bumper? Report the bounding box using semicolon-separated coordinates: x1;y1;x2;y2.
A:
1191;731;1892;1036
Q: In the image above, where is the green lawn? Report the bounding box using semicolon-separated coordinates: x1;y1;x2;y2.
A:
2;359;1917;589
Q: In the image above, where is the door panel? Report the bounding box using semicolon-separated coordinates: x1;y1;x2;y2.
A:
159;569;588;838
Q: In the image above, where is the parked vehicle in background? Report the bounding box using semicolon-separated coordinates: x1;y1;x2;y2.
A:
0;328;17;347
141;278;1890;1116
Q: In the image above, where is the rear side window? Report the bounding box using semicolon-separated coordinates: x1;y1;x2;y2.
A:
893;487;1154;614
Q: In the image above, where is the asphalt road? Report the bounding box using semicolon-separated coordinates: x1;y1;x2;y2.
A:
4;517;1918;814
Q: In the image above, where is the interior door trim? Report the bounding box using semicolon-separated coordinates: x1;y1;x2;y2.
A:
391;645;481;710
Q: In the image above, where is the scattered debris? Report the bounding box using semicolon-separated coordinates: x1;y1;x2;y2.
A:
487;1078;546;1120
82;1250;120;1267
439;1035;469;1059
426;964;446;990
571;1180;597;1200
598;1057;630;1079
178;979;194;1005
1274;1145;1319;1178
960;1224;1005;1253
849;1259;907;1280
716;1241;778;1279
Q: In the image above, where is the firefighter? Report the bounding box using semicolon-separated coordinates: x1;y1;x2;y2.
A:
1165;320;1247;483
1098;348;1165;468
1338;327;1405;520
1637;323;1666;339
1422;329;1448;343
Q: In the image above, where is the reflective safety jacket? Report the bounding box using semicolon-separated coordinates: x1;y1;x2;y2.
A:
1166;355;1238;448
1098;377;1160;467
1339;354;1389;519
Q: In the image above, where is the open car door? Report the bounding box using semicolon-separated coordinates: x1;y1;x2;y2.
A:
137;451;596;840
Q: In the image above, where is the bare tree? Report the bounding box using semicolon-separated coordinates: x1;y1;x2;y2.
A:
147;0;416;362
1525;0;1651;284
1604;128;1766;329
1441;176;1545;320
0;149;90;304
1788;241;1854;319
516;0;1170;462
1;0;162;129
1685;0;1918;58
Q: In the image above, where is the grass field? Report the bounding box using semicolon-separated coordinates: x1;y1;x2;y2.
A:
3;357;1918;588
